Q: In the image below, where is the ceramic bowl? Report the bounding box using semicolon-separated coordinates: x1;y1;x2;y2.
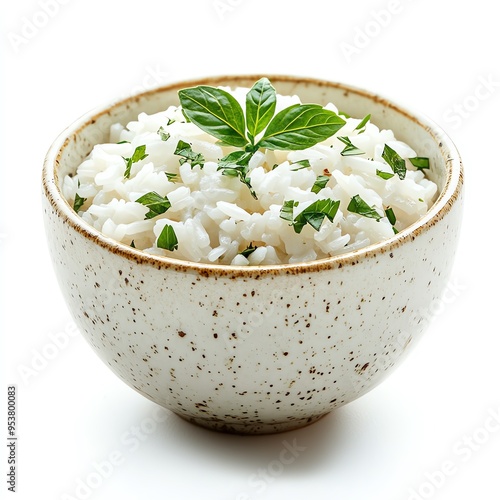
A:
42;75;463;434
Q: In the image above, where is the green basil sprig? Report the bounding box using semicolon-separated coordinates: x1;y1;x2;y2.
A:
178;78;346;197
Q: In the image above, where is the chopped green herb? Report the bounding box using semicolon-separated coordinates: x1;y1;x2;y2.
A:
291;159;311;170
218;151;256;199
130;240;136;248
240;243;259;258
135;191;172;219
73;193;87;212
157;224;178;251
338;111;351;118
418;198;424;202
392;227;399;234
385;207;397;226
409;156;430;170
279;200;299;224
311;175;330;194
376;169;395;180
123;145;148;178
338;136;364;156
281;199;340;234
167;118;175;126
117;140;130;144
377;168;395;180
271;163;279;170
164;172;179;182
347;195;382;221
174;140;205;168
381;144;406;180
157;126;171;141
354;114;371;133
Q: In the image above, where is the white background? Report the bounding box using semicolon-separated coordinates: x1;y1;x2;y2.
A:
1;1;499;499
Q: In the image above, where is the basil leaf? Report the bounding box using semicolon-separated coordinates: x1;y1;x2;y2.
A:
157;224;178;251
218;151;256;199
382;144;406;180
409;156;430;170
164;172;179;182
311;175;330;194
279;200;298;223
178;86;247;147
291;159;311;171
338;136;364;156
292;199;340;233
376;169;395;180
135;191;172;219
123;145;148;178
158;126;170;141
385;207;397;225
174;140;205;168
245;77;277;139
218;150;252;169
354;114;371;133
240;243;259;258
347;195;382;221
73;193;87;212
258;104;346;151
131;145;148;163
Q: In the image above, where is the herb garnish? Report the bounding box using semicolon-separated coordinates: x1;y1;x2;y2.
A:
409;157;430;170
174;140;205;168
338;136;364;156
347;194;382;221
240;243;259;258
164;172;179;182
376;169;395;180
158;126;170;141
291;159;311;171
179;78;346;197
355;114;371;133
385;207;396;225
311;175;330;194
381;144;406;180
280;199;340;234
123;145;148;178
217;151;256;199
157;224;178;251
135;191;172;219
385;207;398;234
73;193;87;212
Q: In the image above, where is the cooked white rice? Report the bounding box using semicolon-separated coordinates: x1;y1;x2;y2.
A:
63;87;438;265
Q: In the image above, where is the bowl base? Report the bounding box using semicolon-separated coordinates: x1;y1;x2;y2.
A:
174;412;330;435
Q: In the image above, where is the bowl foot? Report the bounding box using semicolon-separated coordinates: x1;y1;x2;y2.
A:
173;412;330;435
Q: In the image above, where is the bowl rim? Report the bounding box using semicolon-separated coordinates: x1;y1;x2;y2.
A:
42;74;463;276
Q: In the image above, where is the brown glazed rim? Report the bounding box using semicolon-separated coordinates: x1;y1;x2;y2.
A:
42;74;463;276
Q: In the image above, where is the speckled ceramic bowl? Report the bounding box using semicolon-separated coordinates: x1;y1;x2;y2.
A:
42;75;463;434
